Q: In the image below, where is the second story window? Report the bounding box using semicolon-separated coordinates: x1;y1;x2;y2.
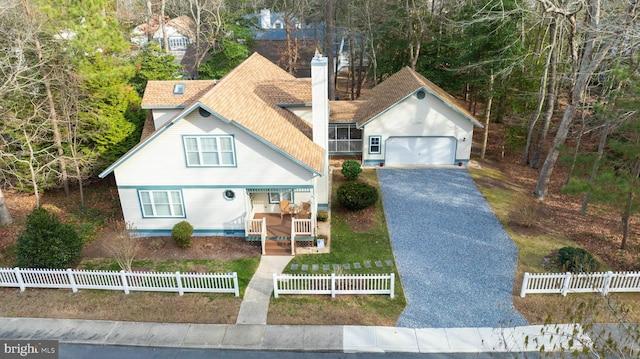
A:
183;135;236;167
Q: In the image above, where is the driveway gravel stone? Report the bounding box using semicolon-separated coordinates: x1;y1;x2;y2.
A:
377;168;528;328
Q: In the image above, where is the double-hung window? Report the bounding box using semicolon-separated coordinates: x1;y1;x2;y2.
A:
139;190;185;218
184;135;236;167
269;191;292;204
369;136;382;154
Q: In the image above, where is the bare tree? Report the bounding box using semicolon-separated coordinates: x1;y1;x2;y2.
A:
102;219;140;272
534;0;637;200
23;0;70;196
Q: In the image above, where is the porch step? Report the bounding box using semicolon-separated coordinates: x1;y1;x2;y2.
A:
264;239;292;256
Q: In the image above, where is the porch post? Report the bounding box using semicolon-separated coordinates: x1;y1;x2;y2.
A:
261;217;266;255
290;219;295;255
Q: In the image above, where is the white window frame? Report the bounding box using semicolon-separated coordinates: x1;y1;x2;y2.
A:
369;136;382;154
269;191;292;204
183;135;236;167
139;190;185;218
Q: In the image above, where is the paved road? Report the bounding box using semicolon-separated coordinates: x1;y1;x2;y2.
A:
377;168;528;328
60;344;554;358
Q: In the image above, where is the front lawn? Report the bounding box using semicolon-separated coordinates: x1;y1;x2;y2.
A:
267;169;406;326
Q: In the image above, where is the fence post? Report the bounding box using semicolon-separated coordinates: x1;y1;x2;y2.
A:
67;268;78;293
273;273;279;298
331;273;336;298
176;272;184;296
602;271;614;296
120;270;130;294
14;267;25;292
561;272;572;296
520;272;530;298
390;273;395;299
232;272;239;297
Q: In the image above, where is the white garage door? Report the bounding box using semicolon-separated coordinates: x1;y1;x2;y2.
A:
385;137;456;166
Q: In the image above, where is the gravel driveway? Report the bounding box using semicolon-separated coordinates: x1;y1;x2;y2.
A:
378;168;528;328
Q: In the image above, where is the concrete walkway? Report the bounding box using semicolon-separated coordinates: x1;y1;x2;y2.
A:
0;317;595;353
236;255;292;325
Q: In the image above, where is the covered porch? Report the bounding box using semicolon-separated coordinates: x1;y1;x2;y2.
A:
245;212;316;255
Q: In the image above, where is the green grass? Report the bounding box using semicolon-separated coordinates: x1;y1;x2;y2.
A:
270;169;406;325
79;256;260;296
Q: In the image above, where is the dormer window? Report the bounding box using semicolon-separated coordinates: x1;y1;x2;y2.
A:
173;84;185;95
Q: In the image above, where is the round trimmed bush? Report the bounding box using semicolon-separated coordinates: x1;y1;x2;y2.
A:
16;207;83;269
557;246;597;273
337;181;378;211
172;221;194;249
316;210;328;222
341;160;362;180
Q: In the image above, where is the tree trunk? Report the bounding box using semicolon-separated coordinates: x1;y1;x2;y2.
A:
0;188;13;226
481;71;493;159
525;18;556;166
579;121;611;215
534;0;616;199
326;0;335;101
161;0;169;54
24;0;69;196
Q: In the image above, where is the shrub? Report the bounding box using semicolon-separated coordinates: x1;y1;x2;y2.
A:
509;193;539;227
341;160;362;180
316;210;328;222
337;181;378;211
557;246;597;273
172;221;194;249
16;207;83;269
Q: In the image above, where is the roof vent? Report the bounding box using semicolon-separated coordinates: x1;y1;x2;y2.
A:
416;90;426;100
173;84;185;95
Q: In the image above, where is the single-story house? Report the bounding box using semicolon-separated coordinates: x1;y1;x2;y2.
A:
99;52;481;254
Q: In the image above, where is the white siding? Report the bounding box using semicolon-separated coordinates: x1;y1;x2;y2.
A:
113;110;318;234
287;106;312;124
114;111;315;186
362;94;474;166
152;109;182;129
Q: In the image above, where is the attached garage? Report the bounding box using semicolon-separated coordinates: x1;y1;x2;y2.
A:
385;136;456;166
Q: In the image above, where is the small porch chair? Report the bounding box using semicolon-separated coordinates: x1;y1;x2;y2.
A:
298;201;311;217
280;200;292;219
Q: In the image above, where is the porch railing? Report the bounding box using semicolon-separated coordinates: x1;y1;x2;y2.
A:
291;218;314;255
246;218;267;255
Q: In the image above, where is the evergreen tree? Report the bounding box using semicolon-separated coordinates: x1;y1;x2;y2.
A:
131;42;182;97
16;207;83;269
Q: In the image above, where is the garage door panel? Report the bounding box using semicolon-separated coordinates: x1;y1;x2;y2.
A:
386;137;455;166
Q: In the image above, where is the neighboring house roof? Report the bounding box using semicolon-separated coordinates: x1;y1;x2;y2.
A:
166;15;196;39
355;67;483;128
100;52;324;179
141;80;214;108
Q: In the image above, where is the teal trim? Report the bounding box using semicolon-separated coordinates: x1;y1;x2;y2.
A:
99;101;203;178
278;103;310;107
99;100;321;178
182;134;238;168
137;189;187;219
141;105;187;110
328;151;362;156
363;159;385;167
357;87;483;129
230;121;322;176
368;135;382;154
317;203;329;211
136;229;245;237
118;184;313;192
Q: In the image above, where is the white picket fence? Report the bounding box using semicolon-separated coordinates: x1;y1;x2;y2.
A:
273;273;395;298
0;267;239;296
520;271;640;297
